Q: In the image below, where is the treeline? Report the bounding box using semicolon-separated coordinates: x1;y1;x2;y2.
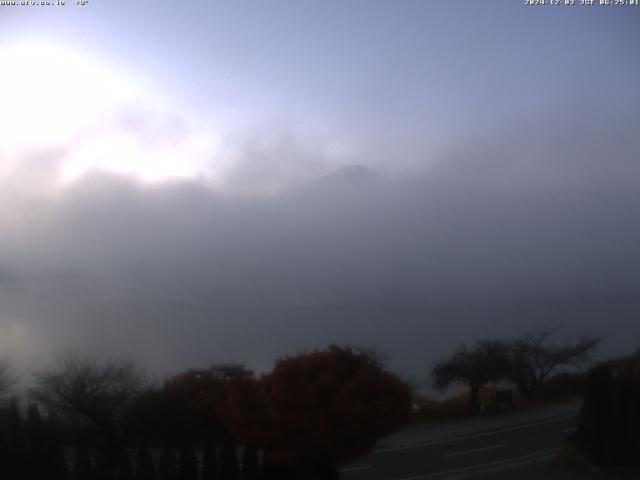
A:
430;327;600;414
576;350;640;468
0;401;67;480
0;346;412;480
0;328;609;478
429;330;640;471
0;400;260;480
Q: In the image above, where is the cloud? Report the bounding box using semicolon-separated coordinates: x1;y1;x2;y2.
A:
215;127;338;194
0;106;639;384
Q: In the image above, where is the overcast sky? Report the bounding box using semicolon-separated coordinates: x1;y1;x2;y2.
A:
1;1;639;384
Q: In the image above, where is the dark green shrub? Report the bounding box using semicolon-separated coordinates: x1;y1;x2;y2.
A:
577;354;640;467
74;447;94;480
45;415;70;480
116;451;134;480
241;445;260;480
6;400;27;480
158;448;178;480
201;442;219;480
136;447;156;480
219;434;239;480
178;446;198;480
26;404;47;480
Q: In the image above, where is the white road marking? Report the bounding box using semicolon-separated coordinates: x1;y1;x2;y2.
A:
396;448;558;480
375;413;578;454
443;443;507;458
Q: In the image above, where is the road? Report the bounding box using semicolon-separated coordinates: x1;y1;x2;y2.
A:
340;413;579;480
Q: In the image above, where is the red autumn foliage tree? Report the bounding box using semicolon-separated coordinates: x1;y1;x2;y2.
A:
125;363;256;447
126;369;229;446
216;375;269;447
219;345;411;476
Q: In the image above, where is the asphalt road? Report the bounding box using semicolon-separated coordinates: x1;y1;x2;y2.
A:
340;413;579;480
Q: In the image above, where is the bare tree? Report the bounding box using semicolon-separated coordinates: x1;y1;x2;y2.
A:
432;340;510;415
0;358;16;398
507;327;600;399
32;352;144;457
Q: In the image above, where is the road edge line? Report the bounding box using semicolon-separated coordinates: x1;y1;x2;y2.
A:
375;413;578;453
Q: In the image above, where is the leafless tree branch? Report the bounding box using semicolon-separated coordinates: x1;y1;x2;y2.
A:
31;351;144;447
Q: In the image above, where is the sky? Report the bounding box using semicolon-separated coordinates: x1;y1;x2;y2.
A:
0;1;639;386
